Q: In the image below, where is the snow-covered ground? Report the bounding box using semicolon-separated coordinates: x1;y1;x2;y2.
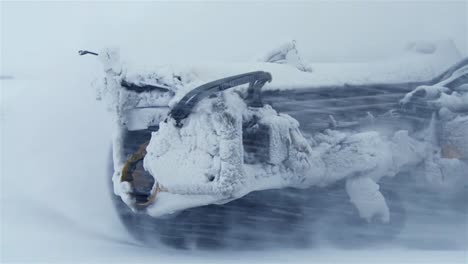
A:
1;1;467;263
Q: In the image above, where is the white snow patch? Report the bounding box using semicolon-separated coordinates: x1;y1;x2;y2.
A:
144;92;246;198
346;175;390;223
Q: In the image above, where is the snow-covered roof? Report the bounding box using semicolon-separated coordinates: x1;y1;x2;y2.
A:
120;39;463;95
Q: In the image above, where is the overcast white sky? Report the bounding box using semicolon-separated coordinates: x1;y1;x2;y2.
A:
1;1;467;76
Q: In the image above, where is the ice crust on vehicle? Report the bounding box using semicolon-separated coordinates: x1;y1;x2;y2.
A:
95;42;467;219
142;91;430;218
96;40;464;131
143;92;326;216
97;39;463;106
401;64;468;112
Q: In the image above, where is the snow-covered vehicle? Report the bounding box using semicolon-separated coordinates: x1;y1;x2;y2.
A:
83;41;468;249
